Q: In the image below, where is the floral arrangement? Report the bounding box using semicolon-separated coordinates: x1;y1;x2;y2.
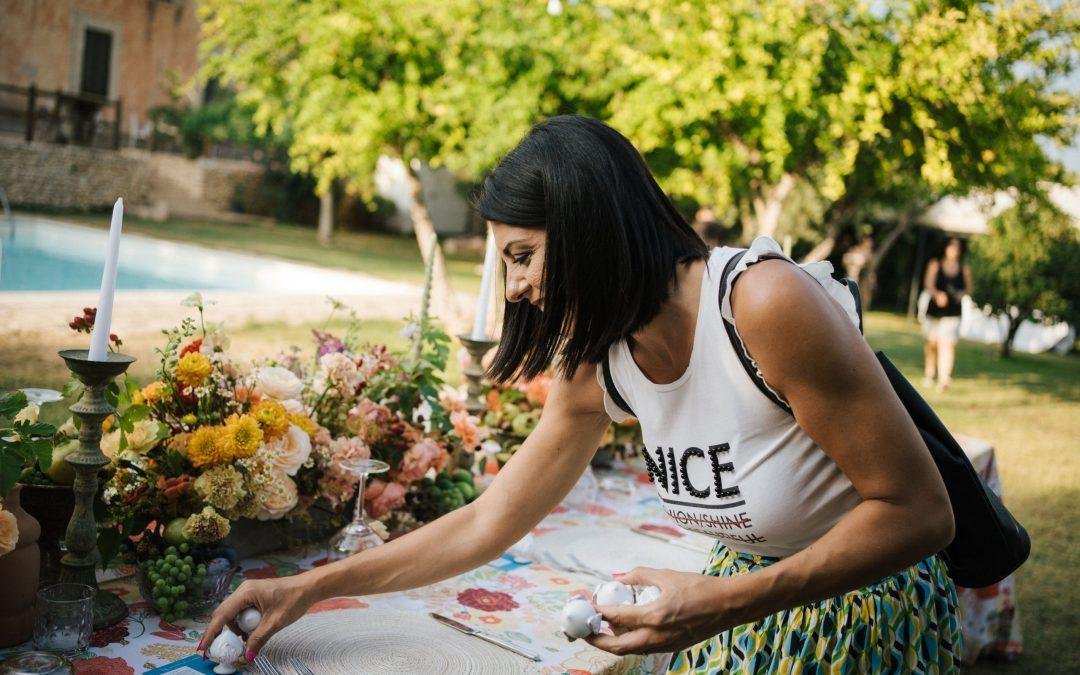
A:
71;294;483;573
470;372;642;470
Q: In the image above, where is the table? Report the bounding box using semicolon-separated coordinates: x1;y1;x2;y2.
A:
954;434;1024;664
8;438;1021;672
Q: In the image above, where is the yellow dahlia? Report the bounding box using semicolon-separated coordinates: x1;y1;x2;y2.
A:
223;414;263;459
186;426;229;468
140;381;167;404
175;352;212;389
288;412;318;437
250;399;290;439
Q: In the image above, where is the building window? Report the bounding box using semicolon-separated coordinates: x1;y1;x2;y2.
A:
80;28;113;99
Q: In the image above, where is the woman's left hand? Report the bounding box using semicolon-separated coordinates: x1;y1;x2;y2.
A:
584;567;752;656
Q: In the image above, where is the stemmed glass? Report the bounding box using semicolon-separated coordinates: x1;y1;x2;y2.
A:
328;458;390;558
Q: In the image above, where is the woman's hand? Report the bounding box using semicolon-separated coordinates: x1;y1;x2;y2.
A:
585;567;751;656
197;574;317;661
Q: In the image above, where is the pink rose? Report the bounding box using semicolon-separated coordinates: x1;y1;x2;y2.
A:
365;479;406;519
346;400;392;444
397;438;449;484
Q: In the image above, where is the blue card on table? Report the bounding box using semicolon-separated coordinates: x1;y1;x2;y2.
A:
144;653;218;674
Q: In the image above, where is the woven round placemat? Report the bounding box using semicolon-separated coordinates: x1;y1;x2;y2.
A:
261;608;535;673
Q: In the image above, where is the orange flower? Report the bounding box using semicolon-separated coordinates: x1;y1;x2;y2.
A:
523;375;551;407
486;389;501;412
451;410;483;452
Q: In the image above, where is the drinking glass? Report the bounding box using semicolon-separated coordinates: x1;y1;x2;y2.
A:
33;583;94;655
328;458;390;558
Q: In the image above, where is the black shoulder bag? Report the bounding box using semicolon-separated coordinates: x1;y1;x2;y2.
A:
601;250;1030;588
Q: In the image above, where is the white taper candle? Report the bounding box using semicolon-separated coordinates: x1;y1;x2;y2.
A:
471;228;497;340
88;198;123;360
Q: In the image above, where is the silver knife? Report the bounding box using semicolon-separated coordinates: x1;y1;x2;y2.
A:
429;612;542;662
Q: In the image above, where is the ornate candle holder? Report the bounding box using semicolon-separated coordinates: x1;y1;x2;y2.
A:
456;335;499;416
57;349;135;630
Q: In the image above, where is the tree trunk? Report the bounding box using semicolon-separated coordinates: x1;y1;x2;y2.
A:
860;214;913;307
316;185;334;247
748;173;798;241
403;164;464;334
1001;312;1025;358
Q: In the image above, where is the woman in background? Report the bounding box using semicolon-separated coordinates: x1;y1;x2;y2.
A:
922;237;973;391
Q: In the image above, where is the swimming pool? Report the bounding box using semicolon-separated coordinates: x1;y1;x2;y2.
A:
0;216;405;295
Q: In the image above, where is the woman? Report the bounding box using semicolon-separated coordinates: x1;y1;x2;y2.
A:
199;116;961;672
922;238;973;391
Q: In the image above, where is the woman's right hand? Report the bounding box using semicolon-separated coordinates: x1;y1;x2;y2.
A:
197;573;318;661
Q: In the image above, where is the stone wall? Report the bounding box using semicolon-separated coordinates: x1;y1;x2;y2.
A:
0;136;267;219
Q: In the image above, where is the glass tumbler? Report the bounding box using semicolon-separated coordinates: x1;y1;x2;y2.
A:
33;583;94;655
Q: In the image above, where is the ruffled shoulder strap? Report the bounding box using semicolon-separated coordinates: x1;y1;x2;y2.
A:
718;237;862;412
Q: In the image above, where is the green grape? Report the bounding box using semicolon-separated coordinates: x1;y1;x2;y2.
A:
183;555;194;565
173;585;184;596
165;546;177;556
181;563;192;575
178;572;189;582
158;597;172;609
179;543;189;554
165;554;178;564
175;600;188;613
196;564;206;574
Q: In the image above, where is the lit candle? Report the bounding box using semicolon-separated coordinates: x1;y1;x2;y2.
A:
471;228;497;340
88;198;123;361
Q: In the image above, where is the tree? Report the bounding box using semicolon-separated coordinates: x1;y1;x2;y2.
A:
602;0;1078;263
970;195;1080;357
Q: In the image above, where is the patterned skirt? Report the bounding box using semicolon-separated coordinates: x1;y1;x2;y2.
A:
666;544;963;674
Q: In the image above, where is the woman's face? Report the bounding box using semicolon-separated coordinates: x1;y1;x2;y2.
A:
490;222;546;309
945;238;963;261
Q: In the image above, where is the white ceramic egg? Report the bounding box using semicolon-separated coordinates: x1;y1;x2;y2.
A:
237;607;262;635
593;580;636;606
207;626;244;674
634;585;661;605
560;596;603;641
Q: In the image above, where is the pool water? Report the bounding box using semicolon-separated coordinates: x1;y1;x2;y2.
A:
0;216;408;296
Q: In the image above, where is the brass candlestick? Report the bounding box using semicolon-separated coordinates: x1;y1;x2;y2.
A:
57;349;134;629
456;335;499;416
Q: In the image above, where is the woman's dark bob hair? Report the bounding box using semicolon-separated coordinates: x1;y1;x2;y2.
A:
475;115;708;383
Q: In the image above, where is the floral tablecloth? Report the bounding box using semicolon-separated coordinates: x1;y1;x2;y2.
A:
7;440;1020;673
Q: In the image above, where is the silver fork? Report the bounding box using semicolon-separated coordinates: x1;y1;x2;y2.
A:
289;655;316;675
254;653;284;675
540;550;603;579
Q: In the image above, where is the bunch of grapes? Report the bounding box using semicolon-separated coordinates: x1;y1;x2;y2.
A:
139;543;208;623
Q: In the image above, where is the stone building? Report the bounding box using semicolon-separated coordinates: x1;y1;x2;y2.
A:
1;0;201;143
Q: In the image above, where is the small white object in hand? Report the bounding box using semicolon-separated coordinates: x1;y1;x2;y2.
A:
593;580;636;607
560;596;603;641
634;585;662;605
207;626;244;674
237;607;262;635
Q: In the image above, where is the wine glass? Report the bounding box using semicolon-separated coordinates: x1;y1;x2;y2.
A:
328;458;390;558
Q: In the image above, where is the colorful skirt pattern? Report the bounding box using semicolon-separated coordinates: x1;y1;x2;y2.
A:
667;544;963;674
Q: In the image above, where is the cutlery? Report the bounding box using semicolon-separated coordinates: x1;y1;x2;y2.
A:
539;550;603;580
288;655;316;675
429;613;541;662
254;653;283;675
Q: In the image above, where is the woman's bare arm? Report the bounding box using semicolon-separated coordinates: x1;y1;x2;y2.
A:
200;365;611;655
731;260;953;611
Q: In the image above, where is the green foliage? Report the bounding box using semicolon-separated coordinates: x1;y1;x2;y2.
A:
0;391;57;497
198;0;1077;246
971;195;1080;355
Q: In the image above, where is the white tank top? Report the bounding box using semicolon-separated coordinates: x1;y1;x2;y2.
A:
597;237;863;558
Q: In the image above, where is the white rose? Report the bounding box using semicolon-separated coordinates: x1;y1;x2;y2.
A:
125;420;163;454
255;467;299;520
100;430;121;462
279;398;304;414
254;366;303;400
260;424;312;476
0;508;18;557
13;403;39;425
200;322;231;355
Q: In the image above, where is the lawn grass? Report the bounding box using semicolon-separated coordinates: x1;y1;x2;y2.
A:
864;312;1079;674
38;211;484;293
2;310;1075;671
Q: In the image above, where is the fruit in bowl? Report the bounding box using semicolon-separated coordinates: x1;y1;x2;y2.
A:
135;543;240;622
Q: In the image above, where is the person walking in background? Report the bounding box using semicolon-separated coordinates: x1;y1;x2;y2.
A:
922;237;973;391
